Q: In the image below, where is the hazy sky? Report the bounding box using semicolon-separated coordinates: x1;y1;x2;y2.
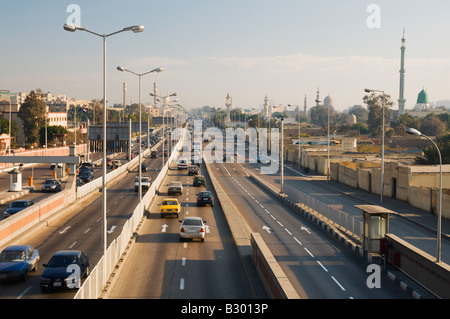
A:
2;0;450;112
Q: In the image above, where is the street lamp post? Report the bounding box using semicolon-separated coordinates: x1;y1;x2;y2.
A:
63;23;144;273
117;66;163;214
280;115;284;194
365;88;385;202
150;92;177;169
288;104;301;169
406;128;443;262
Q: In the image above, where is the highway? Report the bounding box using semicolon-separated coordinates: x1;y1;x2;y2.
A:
0;141;167;299
240;151;450;266
207;158;409;299
0;132;438;299
106;159;260;299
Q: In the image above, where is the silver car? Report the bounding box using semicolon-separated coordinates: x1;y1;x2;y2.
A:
179;217;207;242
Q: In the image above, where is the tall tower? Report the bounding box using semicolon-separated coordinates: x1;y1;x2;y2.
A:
263;94;269;118
303;94;307;115
398;29;407;114
225;92;232;122
315;87;321;106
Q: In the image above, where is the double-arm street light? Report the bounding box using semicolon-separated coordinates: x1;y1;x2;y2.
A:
150;92;177;168
117;66;163;212
406;128;443;262
63;23;144;272
365;88;386;202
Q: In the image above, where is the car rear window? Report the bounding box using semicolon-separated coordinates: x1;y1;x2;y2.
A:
183;219;202;226
162;200;178;205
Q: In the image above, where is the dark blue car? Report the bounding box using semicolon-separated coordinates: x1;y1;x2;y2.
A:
40;250;89;290
196;191;214;207
3;200;34;218
0;245;40;281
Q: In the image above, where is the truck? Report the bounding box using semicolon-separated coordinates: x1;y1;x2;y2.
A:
168;181;183;195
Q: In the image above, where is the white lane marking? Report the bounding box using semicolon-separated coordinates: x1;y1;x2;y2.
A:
180;278;185;290
331;276;346;291
17;286;32;299
59;226;71;234
277;221;284;227
69;242;77;249
107;226;117;234
182;258;186;266
304;247;314;258
84;228;91;234
317;261;328;272
223;163;352;298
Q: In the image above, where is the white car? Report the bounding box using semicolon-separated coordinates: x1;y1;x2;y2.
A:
177;158;188;169
179;217;207;242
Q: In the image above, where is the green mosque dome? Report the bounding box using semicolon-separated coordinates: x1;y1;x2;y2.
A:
417;88;428;104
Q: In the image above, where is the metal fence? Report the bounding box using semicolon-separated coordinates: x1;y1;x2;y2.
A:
283;183;363;240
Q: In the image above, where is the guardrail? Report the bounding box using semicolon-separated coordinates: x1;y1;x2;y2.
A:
74;138;182;299
283;183;362;240
76;149;149;200
0;175;77;248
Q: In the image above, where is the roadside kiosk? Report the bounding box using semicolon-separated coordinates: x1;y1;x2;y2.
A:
356;205;392;254
8;167;22;192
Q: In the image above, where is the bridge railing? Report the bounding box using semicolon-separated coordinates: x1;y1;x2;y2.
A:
73;137;182;299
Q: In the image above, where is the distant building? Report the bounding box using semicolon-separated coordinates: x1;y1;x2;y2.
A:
406;88;448;118
48;112;68;128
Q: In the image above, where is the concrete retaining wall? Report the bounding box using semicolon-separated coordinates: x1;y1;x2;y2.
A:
386;233;450;298
0;175;76;247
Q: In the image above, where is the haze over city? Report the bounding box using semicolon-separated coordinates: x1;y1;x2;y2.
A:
2;0;450;111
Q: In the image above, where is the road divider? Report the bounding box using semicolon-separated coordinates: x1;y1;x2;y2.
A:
204;161;299;299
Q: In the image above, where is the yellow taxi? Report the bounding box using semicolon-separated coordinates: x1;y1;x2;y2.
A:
160;198;181;218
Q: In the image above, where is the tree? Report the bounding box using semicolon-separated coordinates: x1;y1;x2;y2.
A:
392;113;419;136
414;134;450;165
420;115;446;137
18;90;46;145
348;105;368;123
309;104;336;128
39;125;69;146
363;93;394;137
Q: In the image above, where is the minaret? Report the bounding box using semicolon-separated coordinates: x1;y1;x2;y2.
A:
264;94;269;118
398;29;407;114
315;87;321;106
225;92;231;122
303;94;307;115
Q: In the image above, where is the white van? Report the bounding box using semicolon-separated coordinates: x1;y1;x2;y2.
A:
177;158;188;169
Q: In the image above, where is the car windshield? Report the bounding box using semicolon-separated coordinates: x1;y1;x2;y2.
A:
10;202;27;208
0;250;26;262
199;192;211;197
162;200;178;206
80;171;91;176
183;219;202;226
44;180;56;184
46;255;79;267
